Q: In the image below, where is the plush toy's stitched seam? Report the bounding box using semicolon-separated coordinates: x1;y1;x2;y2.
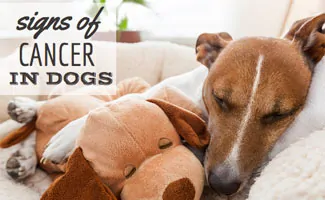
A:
115;117;148;159
89;111;147;161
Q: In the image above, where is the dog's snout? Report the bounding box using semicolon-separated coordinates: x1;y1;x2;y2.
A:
208;165;241;196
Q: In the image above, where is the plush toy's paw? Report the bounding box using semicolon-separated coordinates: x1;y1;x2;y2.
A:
41;116;87;164
6;148;37;180
8;97;37;123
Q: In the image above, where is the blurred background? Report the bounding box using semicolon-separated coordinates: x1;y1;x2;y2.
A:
94;0;325;45
0;0;323;117
0;0;324;56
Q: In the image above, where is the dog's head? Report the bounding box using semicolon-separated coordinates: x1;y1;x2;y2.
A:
197;14;325;196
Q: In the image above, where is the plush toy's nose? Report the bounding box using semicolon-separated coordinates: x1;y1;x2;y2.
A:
208;165;242;196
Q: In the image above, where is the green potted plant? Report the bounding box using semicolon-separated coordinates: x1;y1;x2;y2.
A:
91;0;149;43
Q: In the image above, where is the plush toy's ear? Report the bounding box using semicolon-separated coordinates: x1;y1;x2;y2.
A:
41;148;117;200
284;13;325;67
0;120;35;148
196;32;233;68
147;99;210;149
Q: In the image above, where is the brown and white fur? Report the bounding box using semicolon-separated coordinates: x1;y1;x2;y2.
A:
2;14;325;199
200;14;325;197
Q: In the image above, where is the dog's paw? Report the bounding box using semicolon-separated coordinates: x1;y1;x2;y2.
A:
6;149;37;181
7;97;37;123
41;126;79;164
41;116;86;164
41;136;75;165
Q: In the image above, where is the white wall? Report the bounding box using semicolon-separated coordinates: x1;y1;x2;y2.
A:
135;0;291;39
141;0;325;46
283;0;325;35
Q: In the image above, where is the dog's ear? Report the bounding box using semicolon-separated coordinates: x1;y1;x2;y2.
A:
196;32;233;68
284;13;325;66
147;99;210;149
41;148;117;200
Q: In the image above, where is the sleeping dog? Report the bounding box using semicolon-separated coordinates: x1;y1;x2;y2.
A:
2;14;325;198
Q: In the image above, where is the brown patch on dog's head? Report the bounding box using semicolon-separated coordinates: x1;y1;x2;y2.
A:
197;13;325;196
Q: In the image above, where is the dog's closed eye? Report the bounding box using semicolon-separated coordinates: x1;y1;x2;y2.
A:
261;108;298;125
321;23;325;33
212;92;229;112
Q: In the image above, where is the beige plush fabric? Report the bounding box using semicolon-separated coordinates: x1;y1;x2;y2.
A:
35;77;150;173
77;95;208;199
121;145;204;200
37;85;208;200
77;98;183;194
31;75;209;200
36;95;104;173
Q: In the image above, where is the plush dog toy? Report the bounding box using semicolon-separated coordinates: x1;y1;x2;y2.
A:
42;96;209;200
0;77;151;174
1;78;209;200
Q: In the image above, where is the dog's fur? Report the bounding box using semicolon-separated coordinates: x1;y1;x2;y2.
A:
1;14;325;199
196;14;325;196
0;121;52;197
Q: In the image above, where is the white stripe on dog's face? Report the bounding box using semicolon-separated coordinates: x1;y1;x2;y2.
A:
203;35;314;197
227;55;264;172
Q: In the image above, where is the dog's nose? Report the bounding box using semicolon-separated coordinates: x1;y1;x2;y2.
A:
208;166;242;195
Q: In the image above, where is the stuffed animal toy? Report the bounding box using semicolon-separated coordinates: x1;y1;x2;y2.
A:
41;87;209;200
1;78;209;200
0;77;151;174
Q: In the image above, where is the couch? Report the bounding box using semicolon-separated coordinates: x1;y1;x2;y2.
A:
0;41;200;122
0;41;324;200
0;41;201;200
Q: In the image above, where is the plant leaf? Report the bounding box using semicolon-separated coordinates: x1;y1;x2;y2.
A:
87;3;108;18
118;17;128;31
122;0;148;7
